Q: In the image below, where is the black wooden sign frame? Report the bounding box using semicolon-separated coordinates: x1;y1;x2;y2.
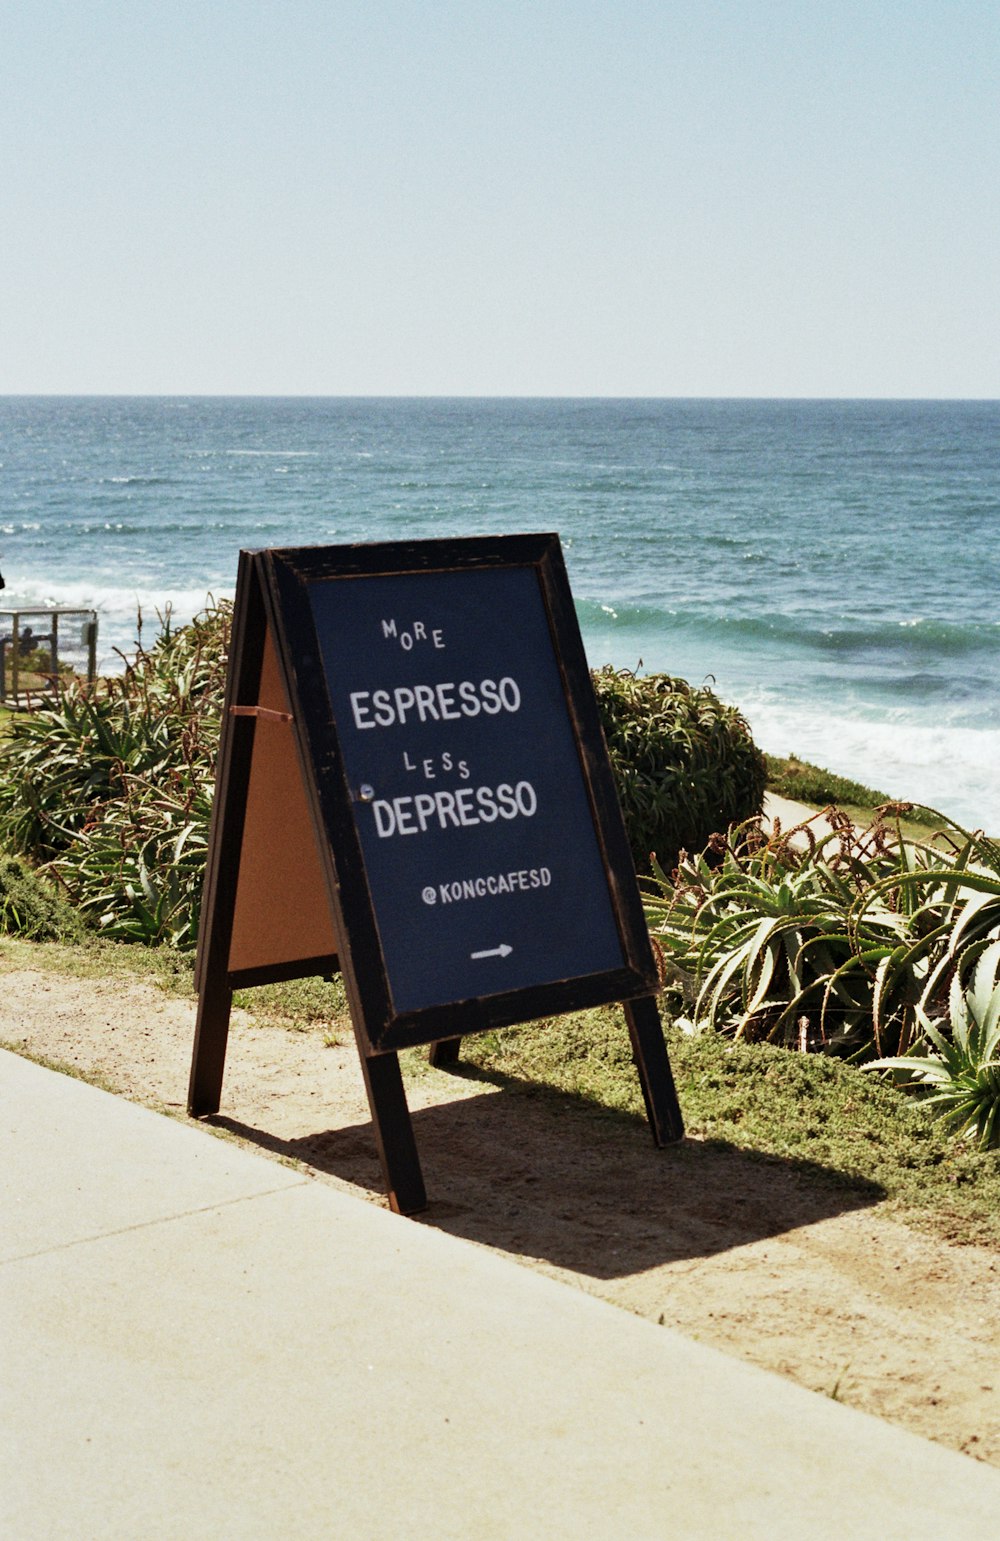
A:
189;534;683;1212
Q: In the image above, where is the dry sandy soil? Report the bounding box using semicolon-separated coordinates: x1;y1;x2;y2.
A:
3;956;999;1467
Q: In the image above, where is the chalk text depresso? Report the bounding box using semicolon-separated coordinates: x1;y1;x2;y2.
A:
369;781;539;838
349;676;522;730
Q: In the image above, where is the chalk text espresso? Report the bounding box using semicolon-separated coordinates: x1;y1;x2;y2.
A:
350;676;522;729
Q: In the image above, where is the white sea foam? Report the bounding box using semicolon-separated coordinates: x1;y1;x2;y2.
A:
744;697;1000;831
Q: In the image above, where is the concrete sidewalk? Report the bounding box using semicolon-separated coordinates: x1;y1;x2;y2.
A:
3;1048;999;1539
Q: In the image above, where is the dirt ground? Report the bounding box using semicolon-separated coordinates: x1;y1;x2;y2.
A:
4;960;999;1468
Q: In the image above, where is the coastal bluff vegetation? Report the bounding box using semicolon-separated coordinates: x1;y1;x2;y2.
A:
2;603;1000;1464
1;600;998;1167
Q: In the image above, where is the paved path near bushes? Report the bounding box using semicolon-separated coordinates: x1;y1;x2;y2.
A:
762;791;857;840
4;1047;1000;1538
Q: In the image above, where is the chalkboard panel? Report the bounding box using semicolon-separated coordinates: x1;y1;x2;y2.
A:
263;533;658;1051
307;565;624;1012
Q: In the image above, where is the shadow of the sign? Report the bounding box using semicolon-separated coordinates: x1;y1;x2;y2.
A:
209;1068;885;1280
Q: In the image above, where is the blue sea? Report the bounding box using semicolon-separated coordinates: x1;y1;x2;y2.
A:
1;396;998;828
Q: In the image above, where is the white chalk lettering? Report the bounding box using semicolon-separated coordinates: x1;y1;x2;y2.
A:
350;692;375;729
476;786;498;822
436;867;552;905
434;789;460;827
372;690;395;726
454;786;478;825
372;800;396;837
458;681;481;716
382;617;443;651
349;677;522;731
414;793;437;828
413;684;439;719
395;798;418;835
371;781;538;838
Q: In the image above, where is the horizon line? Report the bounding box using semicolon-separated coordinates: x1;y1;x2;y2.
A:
1;392;998;404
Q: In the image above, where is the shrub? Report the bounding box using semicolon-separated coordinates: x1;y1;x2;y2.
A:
0;852;87;943
49;779;213;950
852;814;1000;1021
592;668;767;873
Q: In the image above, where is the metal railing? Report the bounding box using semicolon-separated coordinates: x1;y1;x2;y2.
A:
0;609;98;706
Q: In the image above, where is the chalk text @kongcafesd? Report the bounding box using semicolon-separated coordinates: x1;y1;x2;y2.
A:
433;867;553;904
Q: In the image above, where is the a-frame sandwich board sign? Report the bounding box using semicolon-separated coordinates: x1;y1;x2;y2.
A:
188;534;684;1213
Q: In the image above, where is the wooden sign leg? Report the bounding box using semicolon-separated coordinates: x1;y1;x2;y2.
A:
188;973;234;1117
360;1051;427;1215
624;996;685;1145
428;1037;462;1067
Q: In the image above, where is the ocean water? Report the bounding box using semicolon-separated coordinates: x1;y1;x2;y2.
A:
1;396;997;828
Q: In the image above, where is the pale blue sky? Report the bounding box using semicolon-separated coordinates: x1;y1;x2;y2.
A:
2;1;997;396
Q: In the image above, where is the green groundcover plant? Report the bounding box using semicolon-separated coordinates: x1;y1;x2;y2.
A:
0;853;86;944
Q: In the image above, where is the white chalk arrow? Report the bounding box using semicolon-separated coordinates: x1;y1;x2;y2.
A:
470;943;513;961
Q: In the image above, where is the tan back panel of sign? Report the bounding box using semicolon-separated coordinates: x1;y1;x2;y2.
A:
227;626;339;975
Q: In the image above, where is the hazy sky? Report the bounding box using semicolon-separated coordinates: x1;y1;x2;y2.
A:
3;1;997;396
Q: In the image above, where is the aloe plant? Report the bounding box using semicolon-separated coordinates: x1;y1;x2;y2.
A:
864;940;1000;1149
49;776;213;949
848;811;1000;1028
644;809;943;1056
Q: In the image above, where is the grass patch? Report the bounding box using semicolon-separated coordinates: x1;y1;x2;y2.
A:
766;752;892;808
0;934;351;1039
232;973;350;1037
0;934;197;992
460;1007;1000;1249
